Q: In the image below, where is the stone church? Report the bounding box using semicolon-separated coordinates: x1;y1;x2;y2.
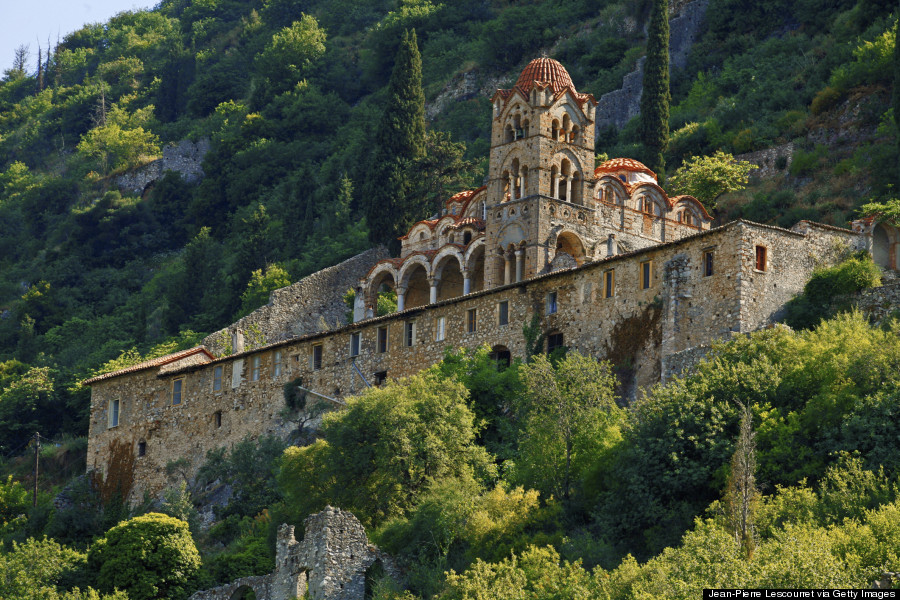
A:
84;58;898;506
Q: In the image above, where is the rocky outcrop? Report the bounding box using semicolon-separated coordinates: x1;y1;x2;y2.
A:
596;0;709;133
114;138;210;195
189;507;400;600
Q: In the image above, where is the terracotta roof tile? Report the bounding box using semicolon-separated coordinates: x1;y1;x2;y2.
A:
83;347;215;385
595;158;658;181
515;57;574;94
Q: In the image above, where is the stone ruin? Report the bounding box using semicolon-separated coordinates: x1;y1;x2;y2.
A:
190;506;399;600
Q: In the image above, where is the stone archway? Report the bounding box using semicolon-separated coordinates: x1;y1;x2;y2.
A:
229;586;257;600
399;262;430;309
555;231;586;267
873;222;899;271
434;254;465;301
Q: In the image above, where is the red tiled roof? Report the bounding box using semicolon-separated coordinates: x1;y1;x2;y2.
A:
83;346;216;385
595;158;658;181
515;57;574;94
449;217;485;231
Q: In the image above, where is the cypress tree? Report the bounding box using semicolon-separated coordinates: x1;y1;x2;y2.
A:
640;0;670;178
894;9;900;185
365;29;427;253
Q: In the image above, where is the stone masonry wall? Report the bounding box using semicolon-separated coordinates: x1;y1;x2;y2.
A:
202;247;390;356
87;220;861;501
853;281;900;324
189;507;400;600
596;0;709;133
114;139;210;195
734;142;794;180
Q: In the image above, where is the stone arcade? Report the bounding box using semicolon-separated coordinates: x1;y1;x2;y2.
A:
83;58;898;599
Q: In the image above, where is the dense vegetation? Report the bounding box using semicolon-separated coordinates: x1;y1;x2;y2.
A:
1;0;899;596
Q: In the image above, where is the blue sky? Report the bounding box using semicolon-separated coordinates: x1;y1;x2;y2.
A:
1;0;155;74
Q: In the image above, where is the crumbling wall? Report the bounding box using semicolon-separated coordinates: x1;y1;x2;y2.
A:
189;508;400;600
734;142;794;180
114;138;210;194
852;281;900;324
203;247;391;356
596;0;709;132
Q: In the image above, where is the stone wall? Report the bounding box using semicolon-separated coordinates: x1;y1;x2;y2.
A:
114;138;210;195
190;508;400;600
734;142;794;180
87;220;862;500
203;247;390;356
596;0;709;133
853;281;900;324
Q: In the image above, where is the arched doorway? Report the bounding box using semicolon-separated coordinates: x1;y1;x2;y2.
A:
400;262;430;309
466;243;486;293
556;231;586;266
367;269;398;317
230;585;257;600
489;345;512;370
872;223;898;271
435;255;465;301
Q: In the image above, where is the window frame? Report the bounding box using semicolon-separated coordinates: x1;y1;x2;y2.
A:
214;410;222;428
107;398;120;428
404;321;416;347
498;301;509;326
212;365;223;392
250;355;261;382
640;260;653;290
546;291;558;315
311;344;323;371
377;326;389;353
547;332;564;354
703;249;715;277
171;377;184;406
466;308;477;333
435;316;446;342
273;350;283;377
137;440;146;457
604;269;615;298
349;332;361;357
755;245;768;272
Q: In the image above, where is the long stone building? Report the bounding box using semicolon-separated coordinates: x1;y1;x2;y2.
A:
84;58;898;503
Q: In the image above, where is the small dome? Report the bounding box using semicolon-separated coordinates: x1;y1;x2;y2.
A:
515;57;574;94
595;158;658;182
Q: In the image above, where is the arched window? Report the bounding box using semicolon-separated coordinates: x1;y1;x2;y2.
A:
463;231;472;245
489;345;512;370
448;233;455;244
505;125;514;144
571;125;580;143
418;232;426;241
551;119;560;141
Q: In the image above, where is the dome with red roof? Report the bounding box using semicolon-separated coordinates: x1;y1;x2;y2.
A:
515;57;574;94
595;158;658;184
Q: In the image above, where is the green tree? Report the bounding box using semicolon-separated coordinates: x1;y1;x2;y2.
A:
514;352;623;505
639;0;670;176
668;151;759;210
859;197;900;224
365;29;427;253
238;264;292;317
76;95;160;174
279;369;495;528
255;15;327;94
87;512;201;600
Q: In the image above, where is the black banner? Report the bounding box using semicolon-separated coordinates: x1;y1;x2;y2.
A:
703;591;897;599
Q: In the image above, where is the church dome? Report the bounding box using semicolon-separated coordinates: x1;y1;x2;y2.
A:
595;158;658;183
515;57;574;94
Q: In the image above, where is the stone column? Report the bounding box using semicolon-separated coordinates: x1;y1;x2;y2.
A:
462;269;471;295
519;172;526;198
352;286;366;322
504;254;512;285
565;177;572;203
607;234;618;257
428;277;439;304
515;249;524;282
396;285;407;311
508;173;515;200
552;173;558;199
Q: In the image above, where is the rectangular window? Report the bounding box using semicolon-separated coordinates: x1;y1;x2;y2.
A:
546;291;558;315
214;410;222;428
231;360;243;388
251;355;261;381
108;399;119;428
311;345;323;371
374;371;388;386
467;308;477;333
137;440;146;456
404;321;416;347
273;351;283;377
377;326;388;353
350;332;360;357
498;301;509;326
641;260;653;290
213;365;223;392
435;317;446;341
703;250;715;277
547;332;564;354
755;245;767;272
172;377;184;405
604;269;615;298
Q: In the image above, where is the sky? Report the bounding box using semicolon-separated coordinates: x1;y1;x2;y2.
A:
1;0;155;74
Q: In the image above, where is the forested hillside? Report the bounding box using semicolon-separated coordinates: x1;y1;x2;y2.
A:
1;0;899;597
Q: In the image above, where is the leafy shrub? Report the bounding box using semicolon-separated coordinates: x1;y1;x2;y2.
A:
810;85;844;115
784;251;882;329
789;144;828;177
87;513;201;600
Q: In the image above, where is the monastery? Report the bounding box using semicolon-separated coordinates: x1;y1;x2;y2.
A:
83;58;899;500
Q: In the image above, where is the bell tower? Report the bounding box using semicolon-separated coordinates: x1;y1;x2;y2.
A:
484;58;598;288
